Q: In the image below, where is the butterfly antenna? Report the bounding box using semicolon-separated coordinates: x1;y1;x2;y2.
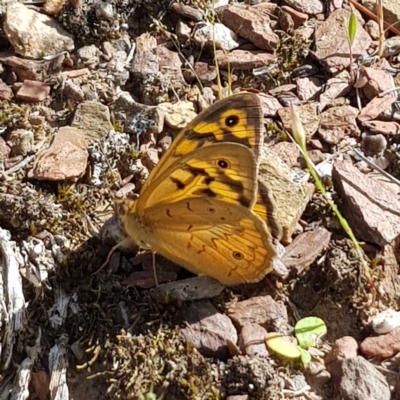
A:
152;251;159;286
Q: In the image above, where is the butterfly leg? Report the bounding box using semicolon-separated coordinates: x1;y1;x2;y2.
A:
152;251;159;286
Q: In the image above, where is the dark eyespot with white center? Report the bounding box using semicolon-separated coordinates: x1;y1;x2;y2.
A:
217;159;229;169
226;115;239;127
233;251;243;260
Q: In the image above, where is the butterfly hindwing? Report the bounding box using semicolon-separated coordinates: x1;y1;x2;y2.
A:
139;197;276;285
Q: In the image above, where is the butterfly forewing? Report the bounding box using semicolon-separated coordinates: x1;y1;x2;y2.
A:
136;143;258;211
140;93;264;195
139;197;276;285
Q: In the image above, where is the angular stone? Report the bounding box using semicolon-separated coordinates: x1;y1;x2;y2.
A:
329;356;390;400
358;94;396;123
151;276;224;302
16;80;50;102
318;105;360;145
228;295;288;331
4;2;74;59
283;0;324;14
0;79;12;100
193;22;239;51
282;227;331;274
257;92;282;117
360;327;400;358
362;120;400;136
53;126;87;150
269;142;302;168
71;101;113;143
238;323;269;357
355;66;393;100
217;5;280;51
0;53;48;81
319;70;352;110
314;9;372;72
181;300;238;359
169;2;203;22
281;6;308;28
325;336;359;365
278;102;319;141
259;149;313;244
296;77;322;101
215;49;275;70
31;142;88;181
332;160;400;246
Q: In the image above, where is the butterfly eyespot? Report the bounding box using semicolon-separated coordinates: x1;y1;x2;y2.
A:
225;114;239;127
233;251;244;260
217;159;229;169
208;207;216;213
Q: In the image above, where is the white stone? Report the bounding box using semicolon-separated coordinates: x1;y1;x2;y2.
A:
4;2;74;59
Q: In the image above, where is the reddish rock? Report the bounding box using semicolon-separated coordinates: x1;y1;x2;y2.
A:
282;227;331;274
16;80;50;102
325;336;359;364
217;5;280;51
318;105;360;145
53;126;87;150
30;142;88;181
333;160;400;246
319;70;352;110
329;356;390;400
215;50;275;70
355;66;393;100
269;142;301;168
278;103;319;141
362;120;400;136
296;77;322;101
360;327;400;359
283;0;324;14
181;301;238;359
0;79;12;100
308;149;325;164
314;9;372;72
281;5;308;28
228;295;288;331
0;53;47;81
238;323;269;357
0;137;11;161
257;92;282;117
169;2;203;21
358;94;397;123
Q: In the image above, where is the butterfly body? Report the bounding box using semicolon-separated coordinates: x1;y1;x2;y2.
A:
119;93;280;285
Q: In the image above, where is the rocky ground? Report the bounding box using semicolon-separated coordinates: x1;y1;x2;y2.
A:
1;0;400;399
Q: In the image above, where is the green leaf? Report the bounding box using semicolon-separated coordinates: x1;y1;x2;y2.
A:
294;317;327;349
348;12;357;45
298;347;312;365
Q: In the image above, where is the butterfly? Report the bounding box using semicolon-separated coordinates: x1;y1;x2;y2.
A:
118;93;281;285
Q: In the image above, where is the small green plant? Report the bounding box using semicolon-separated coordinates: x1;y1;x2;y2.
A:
290;107;374;291
139;384;163;400
343;10;357;81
